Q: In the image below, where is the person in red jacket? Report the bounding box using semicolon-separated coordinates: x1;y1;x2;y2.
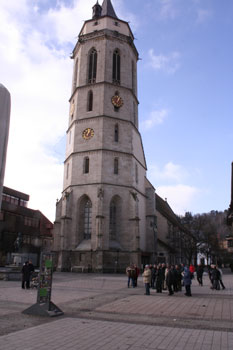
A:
189;264;195;279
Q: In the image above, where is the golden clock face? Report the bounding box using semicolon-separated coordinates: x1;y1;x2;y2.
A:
82;128;94;140
111;95;123;108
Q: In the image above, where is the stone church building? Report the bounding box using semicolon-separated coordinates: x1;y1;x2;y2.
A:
53;0;164;272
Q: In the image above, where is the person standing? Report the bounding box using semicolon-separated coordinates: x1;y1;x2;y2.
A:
196;263;204;286
151;264;157;289
126;264;135;288
183;266;192;296
142;265;151;295
156;264;163;293
175;265;182;291
134;264;140;287
211;265;220;290
166;265;174;295
21;261;31;289
216;265;225;290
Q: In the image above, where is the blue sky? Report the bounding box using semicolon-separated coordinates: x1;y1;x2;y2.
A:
0;0;232;221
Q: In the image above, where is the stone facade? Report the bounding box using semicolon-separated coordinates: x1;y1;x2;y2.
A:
53;1;156;272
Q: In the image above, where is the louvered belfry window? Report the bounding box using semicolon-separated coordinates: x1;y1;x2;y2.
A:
112;49;120;84
88;48;97;83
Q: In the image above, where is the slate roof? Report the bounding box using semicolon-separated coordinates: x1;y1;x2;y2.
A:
101;0;118;18
155;193;191;235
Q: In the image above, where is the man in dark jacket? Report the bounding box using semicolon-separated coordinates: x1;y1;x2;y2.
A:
22;261;31;289
156;264;163;293
196;263;204;286
166;265;174;295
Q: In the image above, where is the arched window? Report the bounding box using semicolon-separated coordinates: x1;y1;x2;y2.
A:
72;58;78;92
79;196;92;240
109;200;117;240
84;157;89;174
84;199;92;239
66;163;69;179
114;158;118;174
109;196;121;241
88;48;97;84
114;124;119;142
135;163;138;184
87;90;93;111
112;49;120;84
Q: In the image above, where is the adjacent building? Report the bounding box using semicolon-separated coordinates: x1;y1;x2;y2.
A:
0;186;53;266
156;194;195;265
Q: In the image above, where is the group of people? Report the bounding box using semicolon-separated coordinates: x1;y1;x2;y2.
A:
126;264;140;288
21;260;34;289
208;264;225;290
126;262;227;297
142;263;194;297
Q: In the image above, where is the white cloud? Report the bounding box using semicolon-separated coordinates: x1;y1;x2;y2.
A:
140;109;168;130
0;0;77;221
148;49;181;74
159;0;179;20
149;162;189;183
196;9;212;23
156;184;200;216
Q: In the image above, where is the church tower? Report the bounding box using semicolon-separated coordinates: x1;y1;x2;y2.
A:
53;0;156;272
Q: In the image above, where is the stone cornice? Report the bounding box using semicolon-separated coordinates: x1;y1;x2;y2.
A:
69;81;138;104
64;148;147;171
62;183;147;199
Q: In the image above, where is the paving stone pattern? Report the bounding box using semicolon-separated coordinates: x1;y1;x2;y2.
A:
0;271;233;349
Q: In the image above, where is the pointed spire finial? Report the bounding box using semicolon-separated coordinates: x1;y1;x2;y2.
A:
101;0;118;19
92;1;102;19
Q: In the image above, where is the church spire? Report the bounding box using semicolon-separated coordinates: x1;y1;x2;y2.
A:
92;1;102;19
101;0;118;19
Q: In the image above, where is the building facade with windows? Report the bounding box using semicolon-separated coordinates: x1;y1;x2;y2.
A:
156;194;195;265
53;0;157;272
0;186;53;266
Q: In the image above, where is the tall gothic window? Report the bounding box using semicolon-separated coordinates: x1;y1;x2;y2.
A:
79;196;92;240
112;49;120;84
88;48;97;84
87;90;93;111
84;157;89;174
66;163;69;179
109;196;121;241
135;163;138;184
114;124;119;142
114;158;119;174
84;199;92;239
109;200;117;240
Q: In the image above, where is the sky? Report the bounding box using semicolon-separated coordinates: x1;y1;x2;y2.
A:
0;0;232;222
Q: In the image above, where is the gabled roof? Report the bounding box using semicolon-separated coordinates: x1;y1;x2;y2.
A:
156;193;179;227
101;0;118;19
155;193;193;237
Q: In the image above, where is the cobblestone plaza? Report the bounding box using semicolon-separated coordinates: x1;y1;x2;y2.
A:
1;271;233;349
